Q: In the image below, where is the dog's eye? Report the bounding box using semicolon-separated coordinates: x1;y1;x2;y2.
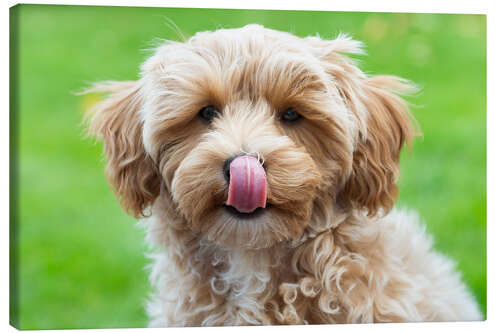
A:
281;108;302;122
199;105;219;123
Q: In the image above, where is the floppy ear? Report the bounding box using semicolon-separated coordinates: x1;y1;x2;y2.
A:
338;75;417;216
307;34;417;216
85;81;160;218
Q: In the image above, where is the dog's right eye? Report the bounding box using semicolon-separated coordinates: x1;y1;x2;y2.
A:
199;105;219;123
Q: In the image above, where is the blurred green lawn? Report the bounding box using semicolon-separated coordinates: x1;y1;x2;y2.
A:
10;4;486;330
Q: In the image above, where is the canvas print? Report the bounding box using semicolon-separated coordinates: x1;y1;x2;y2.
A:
10;4;486;329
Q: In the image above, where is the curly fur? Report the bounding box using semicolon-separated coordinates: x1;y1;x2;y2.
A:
85;24;482;326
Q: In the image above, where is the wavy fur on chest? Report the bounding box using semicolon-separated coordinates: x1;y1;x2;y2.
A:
144;197;481;326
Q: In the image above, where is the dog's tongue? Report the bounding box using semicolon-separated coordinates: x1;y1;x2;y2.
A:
226;155;267;213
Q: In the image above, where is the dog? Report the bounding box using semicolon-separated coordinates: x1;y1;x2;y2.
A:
85;24;482;326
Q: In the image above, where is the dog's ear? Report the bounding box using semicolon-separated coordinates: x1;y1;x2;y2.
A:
339;75;417;216
85;81;160;218
306;34;417;215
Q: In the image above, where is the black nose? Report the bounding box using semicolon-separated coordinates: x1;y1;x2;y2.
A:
223;155;238;182
223;153;264;183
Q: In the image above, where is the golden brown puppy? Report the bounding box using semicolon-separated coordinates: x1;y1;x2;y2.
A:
86;24;481;326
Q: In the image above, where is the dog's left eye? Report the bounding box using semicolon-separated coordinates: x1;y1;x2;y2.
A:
281;108;302;122
199;105;219;123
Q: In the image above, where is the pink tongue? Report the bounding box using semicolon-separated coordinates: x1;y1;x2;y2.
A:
226;155;267;213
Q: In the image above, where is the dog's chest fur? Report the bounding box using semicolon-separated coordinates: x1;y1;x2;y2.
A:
144;195;480;326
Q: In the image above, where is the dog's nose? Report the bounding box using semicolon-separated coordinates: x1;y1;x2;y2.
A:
223;154;264;182
224;154;267;213
223;155;238;182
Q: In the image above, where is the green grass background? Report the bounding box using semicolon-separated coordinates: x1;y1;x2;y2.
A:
11;4;486;330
